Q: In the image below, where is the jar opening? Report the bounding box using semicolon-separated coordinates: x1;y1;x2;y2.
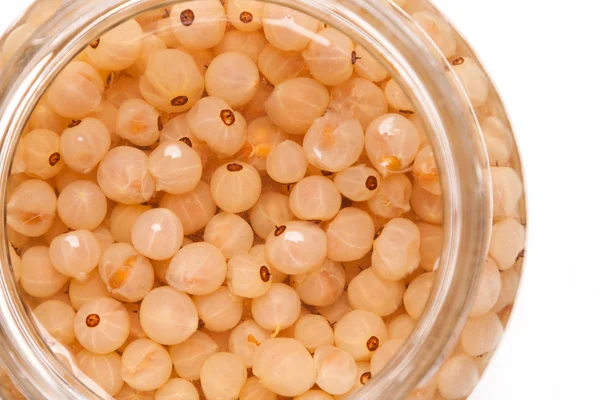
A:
0;1;494;399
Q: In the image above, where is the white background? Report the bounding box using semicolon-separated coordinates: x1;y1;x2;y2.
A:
1;1;600;399
438;0;600;399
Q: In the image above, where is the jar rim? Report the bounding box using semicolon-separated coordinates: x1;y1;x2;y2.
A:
0;1;493;398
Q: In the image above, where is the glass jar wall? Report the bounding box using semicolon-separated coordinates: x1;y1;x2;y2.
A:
0;0;525;399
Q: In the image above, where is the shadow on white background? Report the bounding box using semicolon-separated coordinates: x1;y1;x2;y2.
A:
437;0;600;399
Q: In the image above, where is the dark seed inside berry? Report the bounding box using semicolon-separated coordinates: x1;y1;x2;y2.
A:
366;176;378;191
220;109;236;126
227;163;243;172
157;116;164;131
366;336;380;351
360;372;372;385
48;152;61;166
260;266;271;282
240;11;254;23
452;57;465;66
90;38;100;49
171;96;189;106
180;9;195;26
86;314;100;327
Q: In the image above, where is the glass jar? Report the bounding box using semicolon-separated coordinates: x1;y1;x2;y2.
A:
0;0;526;399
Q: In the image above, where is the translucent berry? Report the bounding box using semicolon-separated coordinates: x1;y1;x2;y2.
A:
169;331;218;381
205;51;260;108
85;20;144;71
303;113;364;173
368;174;413;219
348;268;405;316
353;44;390;83
140;49;205;113
131;208;184;261
265;78;329;135
200;352;247;400
266;140;308;184
76;350;124;396
250;192;294;240
372;218;420;281
451;56;489;107
170;1;226;50
412;11;456;58
330;78;388;130
253;338;317;397
238;116;289;173
227;253;273;298
210;162;262;213
140;286;198;345
334;165;381;202
20;246;68;298
265;221;327;275
97;147;156;205
22;129;63;179
74;297;130;354
33;300;76;345
313;345;358;395
148;141;203;195
99;243;154;302
290;259;345;307
109;204;152;244
159;181;217;235
263;4;319;51
49;230;101;281
334;309;388;361
155;378;199;400
403;272;435;320
412;145;441;195
116;99;162;146
7;179;56;237
47;61;104;119
60;118;111;174
258;44;305;85
303;28;354;86
226;0;265;32
166;242;227;295
121;338;173;391
57;181;107;231
68;269;110;310
251;283;301;332
289;176;342;221
326;208;375;262
193;286;243;332
228;320;270;368
187;97;247;157
365;114;421;176
383;79;415;114
294;314;334;352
